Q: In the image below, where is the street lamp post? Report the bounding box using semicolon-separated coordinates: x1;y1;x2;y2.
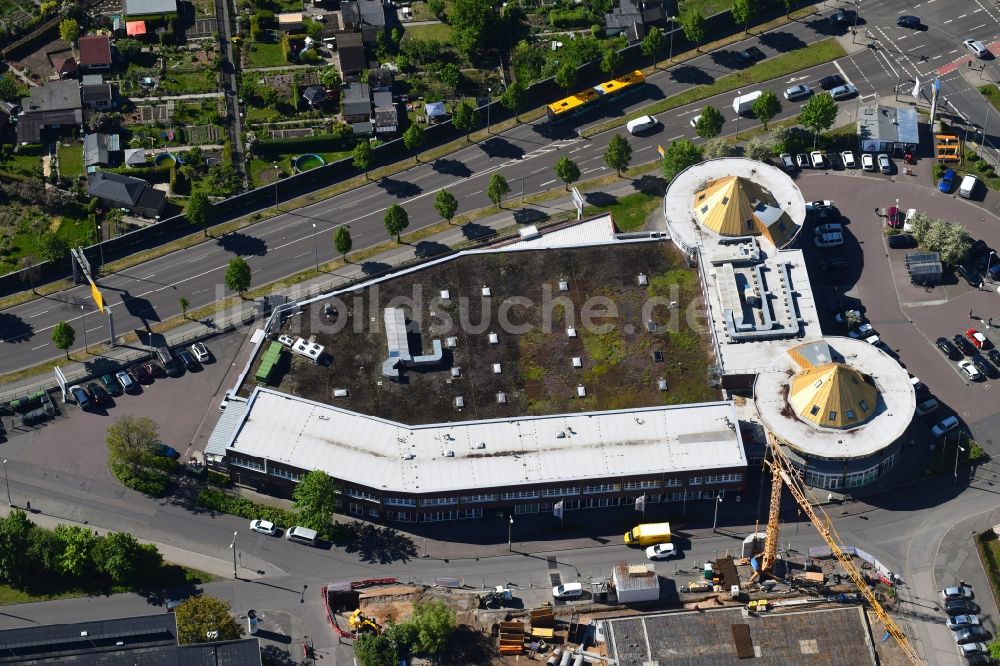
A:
486;87;492;134
507;515;513;552
987;251;997;286
311;223;318;271
230;531;238;579
735;90;742;139
2;459;10;507
955;443;967;483
712;495;723;532
80;305;88;353
668;17;676;64
273;163;280;211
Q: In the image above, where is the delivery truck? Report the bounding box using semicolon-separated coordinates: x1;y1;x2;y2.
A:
624;522;671;547
732;90;763;115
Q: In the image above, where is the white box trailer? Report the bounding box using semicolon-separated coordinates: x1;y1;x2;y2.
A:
733;90;763;115
612;562;660;604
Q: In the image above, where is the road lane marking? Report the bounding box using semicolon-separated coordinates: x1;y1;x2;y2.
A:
944;19;953;24
972;23;988;30
667;134;683;141
834;61;851;84
975;7;983;11
86;325;103;333
582;167;603;174
292;251;310;259
31;343;49;350
530;167;546;174
931;54;942;60
465;191;481;198
636;145;653;152
959;14;968;19
141;274;155;279
540;179;557;186
187;254;207;263
29;310;48;318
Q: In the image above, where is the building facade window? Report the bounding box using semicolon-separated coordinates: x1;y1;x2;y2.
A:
420;497;458;507
581;497;621;509
582;483;619;494
623;480;660;490
345;488;380;503
387;511;415;522
540;486;580;497
663;478;682;488
229;456;264;472
459;508;483;519
422;511;456;522
501;490;540;500
460;494;498;503
705;473;743;484
269;467;303;482
384;497;417;507
515;503;540;514
688;476;702;486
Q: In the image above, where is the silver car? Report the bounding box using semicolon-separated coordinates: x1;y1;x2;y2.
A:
830;84;858;100
877;153;891;174
784;84;812;101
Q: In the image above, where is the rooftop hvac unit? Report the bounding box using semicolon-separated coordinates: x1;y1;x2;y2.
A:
403;453;415;460
577;385;586;398
493;363;502;374
278;334;295;347
496;392;507;404
572;357;582;368
440;290;450;300
446;336;458;348
444;450;455;457
489;332;499;344
454;396;465;408
482;286;492;297
567;327;577;338
519;225;540;239
475;442;486;449
451;367;461;377
559;280;569;291
637;273;648;286
333;388;349;397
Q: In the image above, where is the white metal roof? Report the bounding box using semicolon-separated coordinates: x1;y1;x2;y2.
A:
504;214;617;250
225;388;747;494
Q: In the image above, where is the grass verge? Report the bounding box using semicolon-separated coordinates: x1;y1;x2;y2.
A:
583;37;845;138
0;565;217;605
980;84;1000;113
584;191;661;231
976;530;1000;606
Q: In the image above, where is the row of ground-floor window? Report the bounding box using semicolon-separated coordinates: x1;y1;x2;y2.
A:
350;489;739;523
801;452;897;490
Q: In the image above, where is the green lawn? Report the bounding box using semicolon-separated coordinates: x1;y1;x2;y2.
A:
57;143;84;179
248;148;353;187
980;84;1000;113
584;191;660;231
158;70;219;94
191;0;214;16
583;38;848;137
680;0;732;17
0;144;43;180
246;41;288;68
403;22;453;42
410;0;451;21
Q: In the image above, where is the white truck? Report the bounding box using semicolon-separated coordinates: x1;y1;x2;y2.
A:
732;90;763;115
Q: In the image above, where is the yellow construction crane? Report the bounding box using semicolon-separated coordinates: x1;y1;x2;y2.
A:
759;431;922;666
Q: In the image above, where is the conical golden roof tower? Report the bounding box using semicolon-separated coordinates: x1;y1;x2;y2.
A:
692;175;795;246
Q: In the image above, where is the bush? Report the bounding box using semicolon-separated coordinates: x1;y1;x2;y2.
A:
932;163;944;180
967;150;979;161
196;487;299;527
549;8;589;27
977;160;991;172
207;470;230;487
254;133;355;157
111;462;170;497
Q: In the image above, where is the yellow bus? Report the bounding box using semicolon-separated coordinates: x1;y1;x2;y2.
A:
546;70;646;122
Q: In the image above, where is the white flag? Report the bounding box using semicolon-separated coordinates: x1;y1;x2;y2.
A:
911;78;920;100
553;501;564;519
634;495;645;512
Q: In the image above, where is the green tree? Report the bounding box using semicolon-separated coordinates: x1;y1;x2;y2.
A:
783;0;796;17
554;62;577;93
293;470;340;537
384;203;409;242
662;139;704;181
59;18;80;43
409;600;456;655
0;75;17;101
695;105;725;138
116;38;142;60
355;633;398;666
751;90;781;130
352;140;373;178
52;321;75;359
500;80;527;120
702;137;736;159
54;525;97;577
403;124;425;160
438;62;461;93
555;156;581;190
225;256;252;296
799;92;838;148
934;221;972;266
452;100;477;139
0;510;34;586
93;532;142;585
320;66;342;88
449;0;501;59
26;525;61;581
179;296;190;318
486;173;510;207
334;226;352;261
600;44;623;76
39;232;68;265
989;637;1000;661
106;415;159;477
744;135;773;162
907;211;933;245
184;191;213;236
604;133;633;176
682;11;706;49
175;596;244;645
731;0;758;33
434;189;459;224
427;0;446;20
640;26;664;68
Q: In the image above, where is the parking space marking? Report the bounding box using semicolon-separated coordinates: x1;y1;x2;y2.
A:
959;14;968;19
944;19;953;24
972;23;988;31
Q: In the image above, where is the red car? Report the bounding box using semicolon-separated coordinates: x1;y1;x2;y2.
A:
886;206;904;229
130;363;153;384
966;328;991;349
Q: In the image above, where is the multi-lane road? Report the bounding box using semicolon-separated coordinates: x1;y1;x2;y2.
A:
2;1;1000;376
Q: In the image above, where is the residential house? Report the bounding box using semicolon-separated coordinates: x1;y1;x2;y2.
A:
302;85;327;107
277;12;304;31
52;55;78;79
17;79;83;144
88;171;166;217
124;0;178;16
124;147;147;167
341;0;386;44
343;82;372;134
368;67;393;92
424;101;447;124
604;0;672;41
77;35;113;72
337;31;366;79
81;74;115;111
372;90;397;137
84;133;122;167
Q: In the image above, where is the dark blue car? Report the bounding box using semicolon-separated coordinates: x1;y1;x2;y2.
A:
939;168;956;193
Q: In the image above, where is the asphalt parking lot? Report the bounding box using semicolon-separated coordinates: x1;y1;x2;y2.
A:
796;166;1000;444
2;332;245;481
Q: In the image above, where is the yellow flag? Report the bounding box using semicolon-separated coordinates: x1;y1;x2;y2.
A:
89;280;105;313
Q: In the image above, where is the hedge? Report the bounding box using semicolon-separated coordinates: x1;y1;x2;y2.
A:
105;164;173;180
197;487;299;527
549;8;590;28
111;462;171;497
254;133;356;156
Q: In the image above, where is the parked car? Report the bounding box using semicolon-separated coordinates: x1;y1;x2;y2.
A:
886;206;904;229
131;364;153;384
948;615;981;631
947;599;980;616
154;444;181;459
834;308;862;324
177;350;199;372
815;223;843;235
819;74;845;90
954;627;990;645
878;153;891;174
69;385;91;410
914;398;939;416
116;370;137;393
87;382;109;407
888;234;916;249
958;641;988;655
966;328;991;349
250;519;279;536
820;258;849;271
972;355;999;379
988;348;1000;367
861;153;875;171
190;342;211;363
831;8;854;24
939;168;957;193
932;416;961;437
552;582;584;599
145;360;166;378
806;200;835;210
740;46;765;62
796;153;810;168
909;374;924;391
784;84;813;101
810;151;826;168
840;151;856;168
937;337;962;360
943;586;976;600
830;84;859;100
964;39;989;59
645;543;678;560
779;153;796;171
953;334;977;356
848;324;875;339
815;232;844;248
896;15;920;29
101;373;123;397
959;360;983;381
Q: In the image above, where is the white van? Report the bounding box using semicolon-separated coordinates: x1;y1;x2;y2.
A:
959;175;978;199
625;115;658;135
286;525;318;546
732;90;763;115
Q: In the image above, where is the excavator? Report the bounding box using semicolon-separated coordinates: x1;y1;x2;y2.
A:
348;609;381;635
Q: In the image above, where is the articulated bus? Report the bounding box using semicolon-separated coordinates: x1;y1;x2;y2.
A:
545;70;646;122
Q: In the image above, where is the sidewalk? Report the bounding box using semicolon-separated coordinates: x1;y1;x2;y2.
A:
0;178;648;403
